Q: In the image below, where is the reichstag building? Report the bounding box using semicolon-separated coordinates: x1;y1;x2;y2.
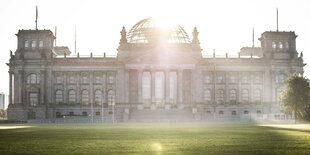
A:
7;17;305;122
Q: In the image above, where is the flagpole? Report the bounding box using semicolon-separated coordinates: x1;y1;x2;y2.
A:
35;5;38;30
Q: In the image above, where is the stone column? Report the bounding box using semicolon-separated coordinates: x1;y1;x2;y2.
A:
151;70;155;103
138;69;142;104
63;72;68;104
90;72;94;105
40;70;45;104
250;72;254;103
9;71;12;105
77;72;81;104
124;70;129;103
177;69;183;104
165;70;170;104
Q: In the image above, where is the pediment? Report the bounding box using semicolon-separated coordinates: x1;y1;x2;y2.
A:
125;46;199;65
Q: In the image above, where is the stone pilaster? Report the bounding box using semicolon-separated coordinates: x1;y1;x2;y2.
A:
177;69;183;104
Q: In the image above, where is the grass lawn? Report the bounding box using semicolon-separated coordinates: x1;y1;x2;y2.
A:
0;123;310;154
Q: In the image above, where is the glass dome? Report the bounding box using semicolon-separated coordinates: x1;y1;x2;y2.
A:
127;17;191;44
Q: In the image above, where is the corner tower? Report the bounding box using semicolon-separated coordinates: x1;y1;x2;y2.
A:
259;31;298;59
15;29;56;60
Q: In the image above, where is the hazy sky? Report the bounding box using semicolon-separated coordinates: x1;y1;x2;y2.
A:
0;0;309;94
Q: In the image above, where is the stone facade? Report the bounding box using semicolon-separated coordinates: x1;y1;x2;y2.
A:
7;18;305;122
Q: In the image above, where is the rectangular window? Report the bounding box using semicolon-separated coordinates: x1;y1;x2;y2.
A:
39;40;43;48
155;72;164;99
29;93;38;106
32;40;36;49
24;40;29;48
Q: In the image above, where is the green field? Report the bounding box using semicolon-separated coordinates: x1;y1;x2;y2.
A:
0;123;310;154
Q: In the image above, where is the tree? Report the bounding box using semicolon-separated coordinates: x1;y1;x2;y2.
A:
280;74;310;123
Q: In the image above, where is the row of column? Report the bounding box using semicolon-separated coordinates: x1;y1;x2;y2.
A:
134;69;184;104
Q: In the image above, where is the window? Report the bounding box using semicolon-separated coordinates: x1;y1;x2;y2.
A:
276;88;283;102
230;75;236;83
81;90;89;105
244;111;249;114
219;111;224;115
27;74;39;84
95;111;100;116
94;90;102;105
254;74;261;83
241;89;249;102
29;92;38;106
108;76;114;83
272;41;276;48
257;110;261;114
69;75;75;84
204;89;211;103
205;75;211;83
68;90;76;104
55;90;63;104
95;75;102;83
279;42;283;49
229;89;237;102
39;40;43;48
55;74;63;84
278;73;287;83
216;89;224;104
24;40;29;48
31;40;36;49
82;112;88;116
242;76;248;83
206;111;211;114
285;42;289;49
232;111;237;116
81;73;89;83
108;90;115;105
217;75;223;83
56;112;62;118
254;89;261;102
69;112;74;116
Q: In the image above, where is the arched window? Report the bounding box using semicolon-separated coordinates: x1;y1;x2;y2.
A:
272;41;276;48
68;90;76;104
31;40;36;49
278;73;287;83
24;40;29;48
285;42;289;49
279;42;283;49
276;88;284;103
81;90;89;105
254;89;261;102
27;74;39;84
204;89;211;104
216;89;224;104
39;40;43;48
242;89;249;102
55;90;63;104
108;90;115;105
229;89;237;102
94;90;102;105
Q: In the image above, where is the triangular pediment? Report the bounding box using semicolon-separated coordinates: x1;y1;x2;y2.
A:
125;46;200;65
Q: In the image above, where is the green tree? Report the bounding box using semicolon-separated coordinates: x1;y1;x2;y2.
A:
280;74;310;123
